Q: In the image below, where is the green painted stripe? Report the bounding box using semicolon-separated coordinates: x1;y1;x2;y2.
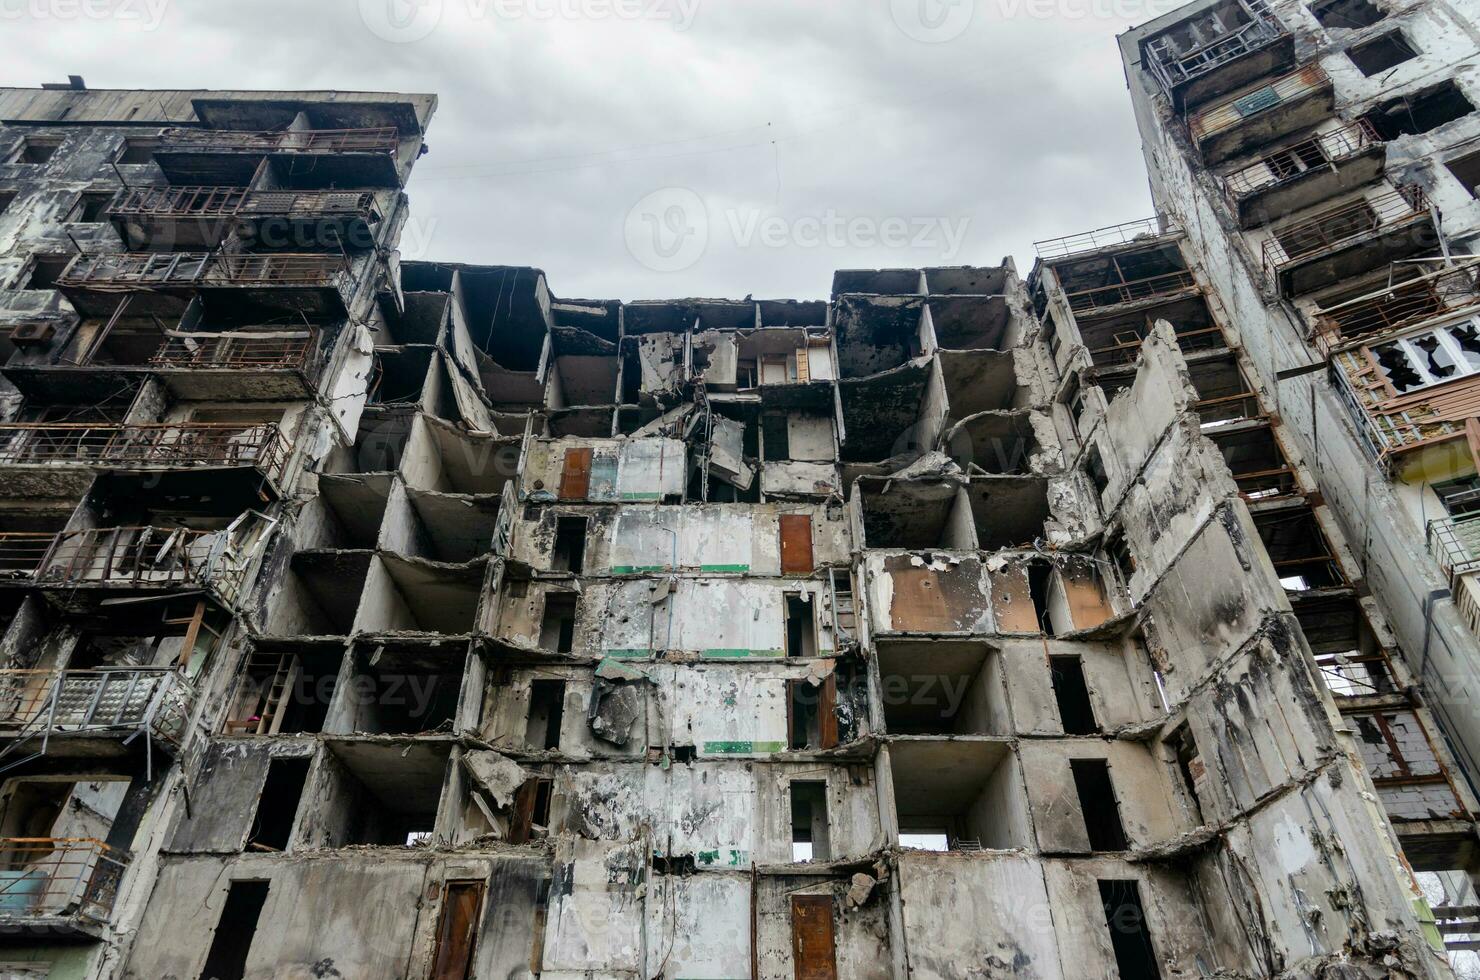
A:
609;564;670;574
699;563;750;572
703;740;786;754
702;648;783;659
603;649;652;659
620;492;661;500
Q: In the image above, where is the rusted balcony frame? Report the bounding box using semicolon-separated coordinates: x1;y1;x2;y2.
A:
1312;259;1480;355
1063;270;1199;314
1223;120;1383;200
0;838;127;925
57;251;351;290
149;329;320;374
1190;64;1331;143
0;667;191;746
109;185;377;221
0;422;290;483
1087;325;1224;366
1033;216;1177;260
158;126;400;155
1261;185;1432;286
1144;7;1288;94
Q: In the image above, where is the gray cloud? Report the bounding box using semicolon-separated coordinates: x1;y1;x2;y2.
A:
1;0;1159;299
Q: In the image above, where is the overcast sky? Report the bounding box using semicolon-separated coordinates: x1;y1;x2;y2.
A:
2;0;1171;300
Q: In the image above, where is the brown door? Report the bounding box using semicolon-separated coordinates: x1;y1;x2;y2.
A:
779;515;814;574
790;894;838;980
430;880;485;980
558;448;592;500
818;674;839;749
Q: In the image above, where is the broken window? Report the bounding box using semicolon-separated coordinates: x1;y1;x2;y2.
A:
785;594;817;658
1346;30;1417;75
790;895;838;980
1108;531;1136;590
788;676;838;750
246;757;309;852
430;880;485;980
1364;81;1475;140
1171;724;1206;824
0;190;15;216
24;254;70;290
1085;445;1110;503
551;516;587;573
1447;151;1480;198
526;679;565;750
115;138;157;165
1071;759;1129;851
790;781;830;862
780;514;814;574
11;138;59;165
199;880;269;980
70;190;113;223
539;593;577;653
762;413;791;462
1050;656;1100;735
1370;320;1480;393
1099;880;1162;980
1310;0;1385;29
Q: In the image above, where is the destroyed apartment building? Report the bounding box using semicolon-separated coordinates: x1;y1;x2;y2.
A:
0;1;1479;972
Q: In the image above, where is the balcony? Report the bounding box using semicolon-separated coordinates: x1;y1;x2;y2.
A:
1312;260;1480;356
155;127;404;187
1142;0;1294;111
1063;270;1200;317
108;185;382;251
1190;64;1334;165
56;252;355;318
1224;121;1386;228
1431;515;1480;582
0;667;191;750
0;526;250;604
0;838;127;937
0;422;290;498
1033;215;1178;261
1262;186;1438;298
149;329;322;399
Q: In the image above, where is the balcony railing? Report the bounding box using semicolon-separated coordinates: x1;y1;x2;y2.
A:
110;185;376;221
1428;515;1480;581
1190;64;1330;142
0;668;190;745
1063;270;1198;314
1262;186;1431;283
0;838;127;925
58;252;350;290
1144;8;1287;94
1224;121;1383;200
150;330;319;373
1312;260;1480;354
159;127;400;154
0;422;290;480
1087;325;1225;366
1033;216;1177;260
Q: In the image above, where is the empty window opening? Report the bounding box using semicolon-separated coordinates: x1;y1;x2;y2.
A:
227;652;339;736
1050;657;1100;735
551;517;587;573
25;254;71;290
539;593;577;653
246;757;309;852
199;880;270;980
1310;0;1385;29
1447;151;1480;198
790;781;831;862
1028;563;1056;637
785;594;817;658
12;138;59;165
1065;379;1087;437
526;680;566;751
0;190;15;216
788;677;838;750
1171;725;1205;824
1099;880;1162;980
897;831;950;851
790;895;838;980
430;880;485;980
115;138;156;165
1365;82;1475;140
350;667;459;735
509;777;554;845
1108;531;1137;590
1253;508;1344;590
1346;31;1418;75
1072;759;1129;851
762;413;791;462
71;191;112;223
1085;445;1110;503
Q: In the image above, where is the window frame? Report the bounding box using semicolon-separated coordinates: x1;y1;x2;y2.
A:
1367;315;1480;396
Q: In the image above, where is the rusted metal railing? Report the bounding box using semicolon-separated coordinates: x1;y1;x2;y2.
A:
0;838;127;923
57;252;349;290
159;126;400;154
1223;120;1382;200
1033;216;1177;260
1312;260;1480;352
0;668;190;744
1063;270;1198;314
1261;186;1430;283
1087;325;1225;366
1190;64;1329;142
0;422;289;480
150;330;318;372
0;533;59;576
1144;6;1287;94
109;185;376;221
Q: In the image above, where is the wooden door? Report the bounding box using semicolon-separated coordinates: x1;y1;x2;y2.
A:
779;515;814;574
430;880;485;980
558;448;592;500
790;894;837;980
